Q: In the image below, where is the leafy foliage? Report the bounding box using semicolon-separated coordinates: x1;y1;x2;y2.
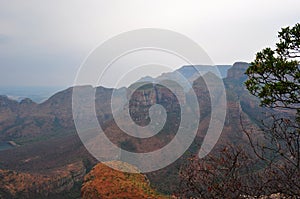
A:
245;23;300;109
244;23;300;196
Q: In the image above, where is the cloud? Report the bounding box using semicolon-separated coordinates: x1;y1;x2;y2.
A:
0;0;300;87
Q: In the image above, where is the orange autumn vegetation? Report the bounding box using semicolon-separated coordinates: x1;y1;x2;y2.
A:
81;161;169;199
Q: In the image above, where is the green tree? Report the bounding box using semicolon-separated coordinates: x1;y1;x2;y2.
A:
245;23;300;110
244;23;300;196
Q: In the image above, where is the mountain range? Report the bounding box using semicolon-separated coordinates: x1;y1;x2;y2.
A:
0;62;266;198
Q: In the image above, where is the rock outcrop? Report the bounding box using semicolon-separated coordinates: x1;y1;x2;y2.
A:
81;161;167;199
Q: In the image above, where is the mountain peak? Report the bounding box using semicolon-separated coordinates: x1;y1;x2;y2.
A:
0;95;18;108
20;98;35;105
226;62;250;81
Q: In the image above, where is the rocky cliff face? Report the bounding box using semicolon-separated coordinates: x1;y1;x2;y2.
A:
128;83;182;126
226;62;249;81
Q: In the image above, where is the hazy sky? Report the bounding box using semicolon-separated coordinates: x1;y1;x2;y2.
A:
0;0;299;87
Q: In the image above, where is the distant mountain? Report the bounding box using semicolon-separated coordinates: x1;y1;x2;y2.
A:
0;62;268;198
138;64;231;91
0;86;65;103
177;64;231;79
139;64;231;81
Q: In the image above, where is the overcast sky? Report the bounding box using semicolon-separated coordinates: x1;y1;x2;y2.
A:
0;0;299;87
